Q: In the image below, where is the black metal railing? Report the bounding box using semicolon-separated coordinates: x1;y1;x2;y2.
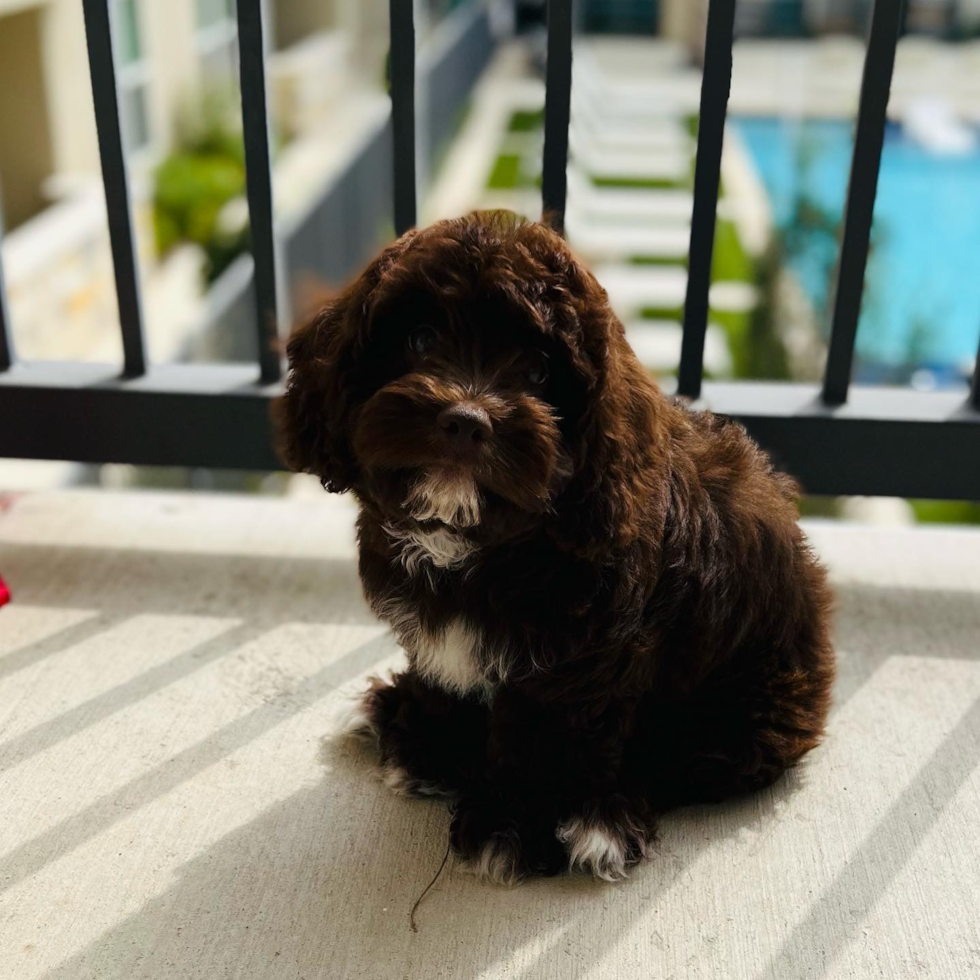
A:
542;0;573;235
679;0;736;400
0;0;978;499
80;0;147;379
236;0;282;383
390;0;418;237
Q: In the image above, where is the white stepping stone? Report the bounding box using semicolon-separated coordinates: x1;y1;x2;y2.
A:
595;264;758;318
624;319;733;375
572;145;691;184
566;221;690;263
594;264;688;315
567;169;694;223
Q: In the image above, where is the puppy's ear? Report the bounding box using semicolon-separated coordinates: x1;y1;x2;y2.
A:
275;232;418;491
275;297;357;492
548;258;668;558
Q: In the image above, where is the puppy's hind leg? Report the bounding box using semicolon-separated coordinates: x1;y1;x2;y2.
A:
633;663;832;810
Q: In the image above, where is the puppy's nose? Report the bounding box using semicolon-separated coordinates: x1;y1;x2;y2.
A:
437;402;492;451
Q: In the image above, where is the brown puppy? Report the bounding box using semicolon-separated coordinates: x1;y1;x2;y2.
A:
277;211;834;884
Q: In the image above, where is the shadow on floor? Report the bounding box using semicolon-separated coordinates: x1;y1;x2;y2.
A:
7;554;980;978
26;711;798;980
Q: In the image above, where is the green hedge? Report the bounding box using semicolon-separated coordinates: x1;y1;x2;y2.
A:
153;96;251;285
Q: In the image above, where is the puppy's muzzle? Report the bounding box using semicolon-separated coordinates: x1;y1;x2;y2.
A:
437;402;493;457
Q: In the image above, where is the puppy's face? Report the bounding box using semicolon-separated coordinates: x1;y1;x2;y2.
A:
348;283;581;539
278;212;643;549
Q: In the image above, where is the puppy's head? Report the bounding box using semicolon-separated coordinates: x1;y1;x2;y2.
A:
277;211;661;550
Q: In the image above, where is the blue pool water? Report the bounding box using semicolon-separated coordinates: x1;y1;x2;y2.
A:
733;116;980;374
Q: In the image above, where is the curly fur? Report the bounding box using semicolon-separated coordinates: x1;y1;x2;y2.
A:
277;211;835;883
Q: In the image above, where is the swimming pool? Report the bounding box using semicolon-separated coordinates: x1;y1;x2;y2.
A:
733;116;980;380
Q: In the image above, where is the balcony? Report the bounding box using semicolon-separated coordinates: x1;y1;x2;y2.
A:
2;1;980;976
2;486;979;978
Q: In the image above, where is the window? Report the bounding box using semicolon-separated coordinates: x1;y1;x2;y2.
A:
113;0;153;153
196;0;239;84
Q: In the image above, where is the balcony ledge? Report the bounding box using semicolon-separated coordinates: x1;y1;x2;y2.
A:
1;489;978;979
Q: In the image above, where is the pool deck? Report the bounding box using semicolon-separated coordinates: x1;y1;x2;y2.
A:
1;487;979;979
730;36;980;123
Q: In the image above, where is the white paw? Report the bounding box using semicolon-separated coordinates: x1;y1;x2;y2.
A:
337;674;395;742
465;832;524;887
337;696;380;742
556;816;651;882
379;762;452;800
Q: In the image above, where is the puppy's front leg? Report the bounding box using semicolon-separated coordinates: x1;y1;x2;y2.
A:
451;687;655;883
351;671;489;800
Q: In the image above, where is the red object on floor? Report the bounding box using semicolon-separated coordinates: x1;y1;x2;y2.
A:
0;575;10;608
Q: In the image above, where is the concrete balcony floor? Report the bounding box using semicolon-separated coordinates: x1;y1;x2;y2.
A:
1;489;978;980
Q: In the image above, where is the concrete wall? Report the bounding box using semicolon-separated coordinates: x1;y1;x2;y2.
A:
271;0;388;80
659;0;707;50
0;0;100;191
0;0;392;207
40;0;100;180
139;0;204;157
0;6;54;228
273;0;340;48
0;0;234;194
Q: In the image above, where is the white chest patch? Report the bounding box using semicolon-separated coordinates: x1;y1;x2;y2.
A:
372;597;490;696
414;618;487;696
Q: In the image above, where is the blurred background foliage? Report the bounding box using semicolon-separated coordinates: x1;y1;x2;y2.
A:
152;91;252;284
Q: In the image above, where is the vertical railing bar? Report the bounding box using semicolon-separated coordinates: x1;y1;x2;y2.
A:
821;0;904;407
971;333;980;410
389;0;417;236
677;0;736;402
541;0;573;235
0;202;13;371
237;0;282;384
0;249;11;371
81;0;147;378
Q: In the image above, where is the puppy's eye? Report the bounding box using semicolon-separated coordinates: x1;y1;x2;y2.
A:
526;355;549;386
407;326;437;355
